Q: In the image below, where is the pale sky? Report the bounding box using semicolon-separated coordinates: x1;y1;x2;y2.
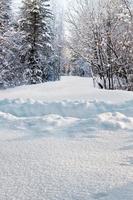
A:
13;0;69;16
12;0;68;8
12;0;68;14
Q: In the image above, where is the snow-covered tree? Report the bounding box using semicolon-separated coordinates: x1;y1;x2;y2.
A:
19;0;55;84
67;0;133;90
0;0;11;35
0;0;12;87
0;1;24;88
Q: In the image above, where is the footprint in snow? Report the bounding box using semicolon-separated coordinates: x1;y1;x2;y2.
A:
92;192;108;199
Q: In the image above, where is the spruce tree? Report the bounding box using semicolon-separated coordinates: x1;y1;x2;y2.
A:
19;0;54;84
0;0;11;35
0;0;12;87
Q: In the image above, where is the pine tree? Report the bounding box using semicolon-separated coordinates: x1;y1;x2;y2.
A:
0;0;12;87
0;0;11;35
19;0;54;84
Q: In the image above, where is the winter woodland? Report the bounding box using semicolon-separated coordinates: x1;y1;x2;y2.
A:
67;0;133;90
0;0;133;90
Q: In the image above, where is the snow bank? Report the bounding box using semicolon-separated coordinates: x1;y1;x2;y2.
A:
0;99;132;137
0;99;133;118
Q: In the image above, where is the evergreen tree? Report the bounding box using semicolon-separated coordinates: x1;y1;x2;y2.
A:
0;0;11;35
0;0;12;87
19;0;54;84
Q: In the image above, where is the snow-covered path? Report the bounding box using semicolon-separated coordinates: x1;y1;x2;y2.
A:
0;77;133;200
0;76;133;102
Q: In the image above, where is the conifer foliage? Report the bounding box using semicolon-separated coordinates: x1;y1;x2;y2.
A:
19;0;54;84
0;0;60;88
0;0;12;87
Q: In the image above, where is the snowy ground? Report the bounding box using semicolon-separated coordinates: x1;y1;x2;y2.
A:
0;76;133;200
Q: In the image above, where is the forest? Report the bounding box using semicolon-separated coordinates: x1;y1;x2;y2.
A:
0;0;133;90
0;0;63;87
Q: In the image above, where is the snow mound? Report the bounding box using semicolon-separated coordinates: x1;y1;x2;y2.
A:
99;112;133;130
0;99;133;118
0;99;132;139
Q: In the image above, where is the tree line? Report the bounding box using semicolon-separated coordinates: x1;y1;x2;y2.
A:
67;0;133;90
0;0;63;88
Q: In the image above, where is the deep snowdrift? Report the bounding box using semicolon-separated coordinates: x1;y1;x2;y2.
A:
0;76;133;200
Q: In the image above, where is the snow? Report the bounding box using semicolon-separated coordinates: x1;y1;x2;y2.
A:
0;76;133;102
0;76;133;200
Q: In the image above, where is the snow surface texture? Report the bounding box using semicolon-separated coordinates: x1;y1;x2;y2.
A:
0;76;133;200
